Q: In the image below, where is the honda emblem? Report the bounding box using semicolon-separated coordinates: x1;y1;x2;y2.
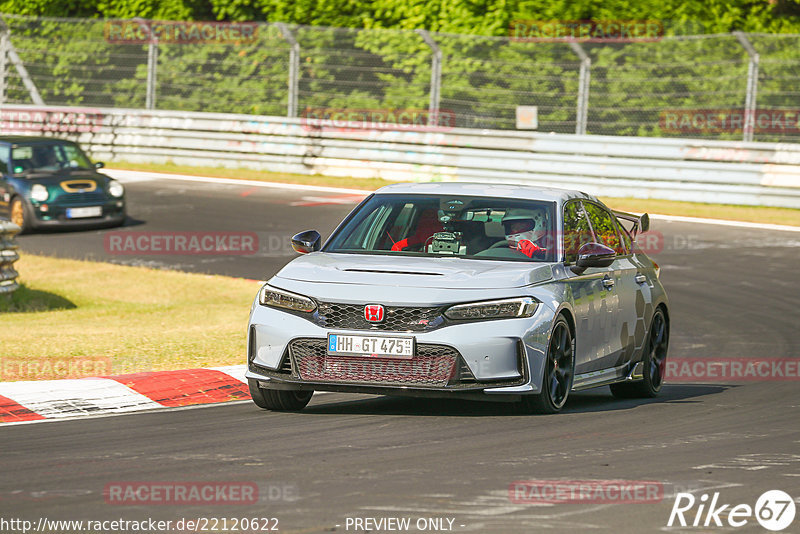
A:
364;304;385;323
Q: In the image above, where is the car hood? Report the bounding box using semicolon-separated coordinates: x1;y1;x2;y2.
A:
15;169;109;185
273;252;554;290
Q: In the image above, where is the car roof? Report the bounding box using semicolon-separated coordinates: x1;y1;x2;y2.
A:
373;182;598;204
0;136;77;145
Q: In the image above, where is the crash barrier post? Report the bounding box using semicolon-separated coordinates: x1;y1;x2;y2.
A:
0;220;21;295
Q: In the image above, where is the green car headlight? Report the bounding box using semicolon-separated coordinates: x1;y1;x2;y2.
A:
445;297;538;321
259;285;316;313
30;184;49;202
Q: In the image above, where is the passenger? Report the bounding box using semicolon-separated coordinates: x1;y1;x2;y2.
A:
391;209;444;251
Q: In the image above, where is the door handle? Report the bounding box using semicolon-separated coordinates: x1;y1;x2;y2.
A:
602;277;615;289
635;273;647;284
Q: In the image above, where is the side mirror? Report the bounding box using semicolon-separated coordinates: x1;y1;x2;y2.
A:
570;242;616;274
291;230;321;254
95;162;105;169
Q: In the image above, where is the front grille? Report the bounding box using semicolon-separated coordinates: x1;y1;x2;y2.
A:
314;301;445;332
55;191;107;206
289;338;460;387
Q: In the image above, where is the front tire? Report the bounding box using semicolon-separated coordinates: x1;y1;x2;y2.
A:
520;316;574;414
610;308;669;399
10;197;32;234
248;379;313;411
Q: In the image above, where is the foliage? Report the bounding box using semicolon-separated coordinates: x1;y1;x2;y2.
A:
2;0;800;34
1;0;799;141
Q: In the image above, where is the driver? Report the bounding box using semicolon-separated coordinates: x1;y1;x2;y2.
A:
501;208;548;258
32;146;58;169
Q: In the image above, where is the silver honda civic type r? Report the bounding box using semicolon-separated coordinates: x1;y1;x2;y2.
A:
246;183;669;413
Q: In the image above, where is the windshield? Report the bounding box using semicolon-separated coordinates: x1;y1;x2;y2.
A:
324;194;557;262
10;142;93;173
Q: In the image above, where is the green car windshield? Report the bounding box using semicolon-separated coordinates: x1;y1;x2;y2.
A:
324;194;557;262
10;142;94;174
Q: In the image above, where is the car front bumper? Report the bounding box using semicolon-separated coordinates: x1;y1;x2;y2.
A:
30;199;125;228
246;296;555;399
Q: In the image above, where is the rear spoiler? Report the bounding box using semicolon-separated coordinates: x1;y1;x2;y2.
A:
613;210;649;237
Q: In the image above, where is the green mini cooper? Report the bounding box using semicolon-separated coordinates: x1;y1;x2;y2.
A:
0;136;126;233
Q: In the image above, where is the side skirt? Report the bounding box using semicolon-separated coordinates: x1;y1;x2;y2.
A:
572;361;644;391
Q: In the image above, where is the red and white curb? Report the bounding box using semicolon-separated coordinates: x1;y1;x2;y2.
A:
0;365;250;424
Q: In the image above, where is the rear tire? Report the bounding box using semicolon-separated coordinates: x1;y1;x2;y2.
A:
248;379;313;411
610;308;669;399
520;316;574;414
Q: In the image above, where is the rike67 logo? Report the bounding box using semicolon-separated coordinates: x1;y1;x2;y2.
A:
668;490;796;531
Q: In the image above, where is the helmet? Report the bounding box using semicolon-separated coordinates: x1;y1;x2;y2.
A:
502;208;547;245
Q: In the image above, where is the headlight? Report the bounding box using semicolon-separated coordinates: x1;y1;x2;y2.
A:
108;180;124;198
445;297;538;321
259;285;316;312
30;184;49;202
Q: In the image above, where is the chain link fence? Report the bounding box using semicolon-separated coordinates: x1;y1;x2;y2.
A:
1;14;799;143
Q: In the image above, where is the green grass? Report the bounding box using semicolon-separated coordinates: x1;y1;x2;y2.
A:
110;160;800;227
602;197;800;227
0;254;259;380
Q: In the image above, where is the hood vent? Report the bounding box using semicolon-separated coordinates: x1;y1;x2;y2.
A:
342;268;444;276
61;180;97;193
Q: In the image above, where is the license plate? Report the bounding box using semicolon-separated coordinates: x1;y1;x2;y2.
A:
327;334;414;359
66;206;102;219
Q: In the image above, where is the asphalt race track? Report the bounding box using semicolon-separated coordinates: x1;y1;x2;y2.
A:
3;174;800;533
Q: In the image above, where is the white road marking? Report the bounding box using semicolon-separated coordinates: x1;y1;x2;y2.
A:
693;453;800;471
290;194;367;206
105;168;371;195
0;377;162;418
650;213;800;232
209;365;248;383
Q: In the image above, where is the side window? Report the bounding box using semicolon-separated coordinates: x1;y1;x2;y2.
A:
614;216;632;254
563;200;594;263
584;202;624;254
386;203;416;242
339;204;392;250
0;146;8;174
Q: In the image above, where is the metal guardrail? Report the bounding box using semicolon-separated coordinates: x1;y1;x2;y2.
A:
0;220;21;295
2;104;800;208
